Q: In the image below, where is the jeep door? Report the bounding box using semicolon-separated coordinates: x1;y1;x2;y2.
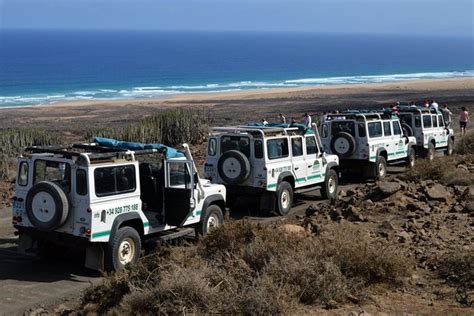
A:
304;135;323;184
290;136;306;187
164;160;194;227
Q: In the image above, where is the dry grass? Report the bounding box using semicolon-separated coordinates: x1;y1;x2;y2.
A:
80;221;412;314
455;131;474;155
438;251;474;306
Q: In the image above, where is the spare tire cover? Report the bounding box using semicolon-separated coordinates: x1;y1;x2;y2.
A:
217;150;251;185
330;132;356;158
25;181;69;232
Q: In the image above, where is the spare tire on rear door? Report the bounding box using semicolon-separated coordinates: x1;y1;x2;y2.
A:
217;150;251;185
25;181;69;232
330;132;356;158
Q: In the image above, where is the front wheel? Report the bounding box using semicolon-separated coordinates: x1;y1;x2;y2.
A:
195;204;224;236
406;147;416;169
105;226;141;271
424;143;435;161
276;181;293;216
444;138;454;156
321;169;338;200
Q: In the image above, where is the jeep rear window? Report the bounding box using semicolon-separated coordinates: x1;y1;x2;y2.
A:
358;123;366;137
221;136;250;157
267;138;289;160
76;169;87;196
18;162;28;186
414;115;421;128
94;165;136;197
383;121;392;136
34;160;71;193
331;121;355;137
208;138;217;156
423;115;432;128
368;122;383;138
254;140;263;159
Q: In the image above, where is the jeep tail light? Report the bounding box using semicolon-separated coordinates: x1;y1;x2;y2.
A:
86;229;91;236
86;207;92;213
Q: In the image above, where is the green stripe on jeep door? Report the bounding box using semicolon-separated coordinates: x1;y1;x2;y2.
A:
295;177;306;182
307;174;322;180
267;183;277;189
92;230;111;238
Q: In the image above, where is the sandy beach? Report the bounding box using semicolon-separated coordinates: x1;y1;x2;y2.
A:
0;78;473;136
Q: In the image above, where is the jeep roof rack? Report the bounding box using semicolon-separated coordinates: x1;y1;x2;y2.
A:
210;124;316;137
23;143;165;165
396;105;440;114
325;109;395;121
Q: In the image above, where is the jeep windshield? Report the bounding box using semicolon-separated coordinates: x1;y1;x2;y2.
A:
221;136;250;157
331;121;356;137
33;160;71;192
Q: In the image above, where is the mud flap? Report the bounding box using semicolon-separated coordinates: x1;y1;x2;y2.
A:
259;192;275;212
85;244;104;271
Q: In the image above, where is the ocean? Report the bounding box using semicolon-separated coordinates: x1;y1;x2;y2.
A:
0;29;473;108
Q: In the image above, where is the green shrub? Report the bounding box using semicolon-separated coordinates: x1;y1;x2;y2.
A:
84;108;211;146
0;129;62;179
455;131;474;155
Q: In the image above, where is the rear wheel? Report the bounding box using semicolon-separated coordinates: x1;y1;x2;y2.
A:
276;181;293;216
105;226;141;271
321;169;338;200
195;204;224;236
375;156;387;179
444;138;454;156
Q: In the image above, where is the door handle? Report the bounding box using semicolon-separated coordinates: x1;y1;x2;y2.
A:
295;167;299;170
308;165;313;168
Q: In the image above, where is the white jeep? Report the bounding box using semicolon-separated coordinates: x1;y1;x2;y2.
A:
12;138;226;271
397;106;455;160
204;124;339;216
320;111;417;178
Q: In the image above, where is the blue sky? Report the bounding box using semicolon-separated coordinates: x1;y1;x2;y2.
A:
1;0;473;37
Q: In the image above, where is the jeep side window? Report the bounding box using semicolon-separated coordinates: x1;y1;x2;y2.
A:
94;165;136;197
432;115;438;128
208;138;217;156
383;121;392;136
34;160;71;193
76;169;87;196
321;124;328;138
414;115;421;128
422;115;432;128
306;136;318;155
438;115;445;127
221;136;250;157
267;138;289;160
254;140;263;159
291;137;303;157
392;121;402;135
368;122;383;138
358;123;366;137
168;162;191;189
18;162;28;186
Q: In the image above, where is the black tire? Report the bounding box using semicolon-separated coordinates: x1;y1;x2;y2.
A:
195;204;224;236
402;123;413;137
217;150;251;185
444;137;454;156
330;132;356;158
320;169;338;200
424;143;435;161
406;147;416;169
105;226;141;271
25;181;69;232
375;155;387;179
276;181;293;216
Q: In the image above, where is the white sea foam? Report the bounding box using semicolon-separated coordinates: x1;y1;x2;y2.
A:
1;70;473;107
